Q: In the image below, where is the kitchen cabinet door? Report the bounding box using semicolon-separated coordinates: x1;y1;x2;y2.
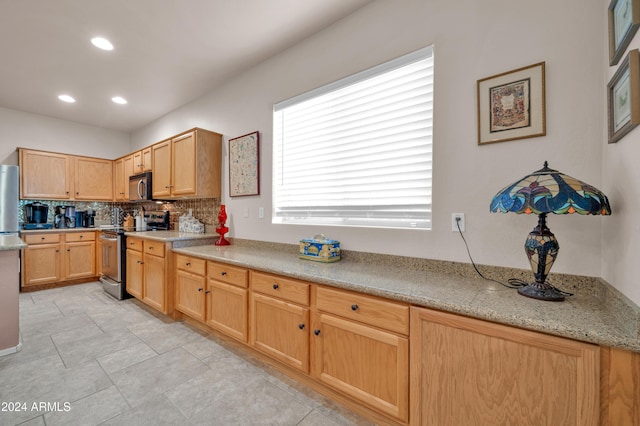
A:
175;269;206;322
206;279;248;343
23;243;61;286
63;241;95;280
151;140;171;198
20;149;72;200
250;292;309;373
171;131;197;196
311;312;409;422
143;253;165;312
125;249;143;300
409;307;599;426
74;157;113;200
133;147;152;174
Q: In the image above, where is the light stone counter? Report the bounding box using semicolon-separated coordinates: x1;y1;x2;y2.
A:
172;242;640;353
0;235;26;251
124;231;218;248
20;227;98;234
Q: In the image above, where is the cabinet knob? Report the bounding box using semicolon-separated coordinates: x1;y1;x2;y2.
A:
79;235;83;238
148;246;153;250
41;237;45;240
67;249;70;252
298;323;305;330
76;192;79;195
313;329;321;336
272;284;279;290
221;271;227;276
198;288;203;292
351;304;359;311
205;290;211;294
186;262;191;266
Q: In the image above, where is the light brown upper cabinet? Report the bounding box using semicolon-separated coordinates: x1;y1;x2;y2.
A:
20;149;73;200
132;147;152;174
151;128;222;199
20;149;113;201
114;155;134;201
74;156;113;200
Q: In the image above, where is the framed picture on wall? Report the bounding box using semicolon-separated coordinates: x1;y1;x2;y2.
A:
609;0;640;66
608;49;640;143
477;62;546;145
229;131;260;197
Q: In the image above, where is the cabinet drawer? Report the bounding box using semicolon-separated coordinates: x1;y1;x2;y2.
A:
251;271;309;306
315;286;409;335
207;261;248;288
24;233;60;244
176;254;206;275
126;238;143;251
65;232;96;242
144;241;165;257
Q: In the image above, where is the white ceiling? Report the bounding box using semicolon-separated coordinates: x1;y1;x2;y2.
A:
0;0;371;133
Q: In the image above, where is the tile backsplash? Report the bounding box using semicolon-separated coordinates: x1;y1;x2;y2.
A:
20;198;221;231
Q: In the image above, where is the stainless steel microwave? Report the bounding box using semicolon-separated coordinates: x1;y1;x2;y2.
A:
129;172;153;202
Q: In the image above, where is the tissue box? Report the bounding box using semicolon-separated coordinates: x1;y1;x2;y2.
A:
299;235;341;263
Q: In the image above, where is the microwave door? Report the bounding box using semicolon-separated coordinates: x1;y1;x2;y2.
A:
137;179;145;200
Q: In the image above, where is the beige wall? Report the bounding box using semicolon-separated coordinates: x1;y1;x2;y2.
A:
2;2;631;305
0;106;130;164
602;1;640;305
132;2;620;299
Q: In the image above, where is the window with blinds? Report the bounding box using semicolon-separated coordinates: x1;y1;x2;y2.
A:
273;46;433;229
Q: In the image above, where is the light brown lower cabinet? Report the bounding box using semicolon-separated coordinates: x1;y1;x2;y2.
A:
249;292;310;373
63;232;95;280
175;258;249;343
22;231;97;288
311;287;410;423
125;247;143;299
126;238;170;314
409;306;600;426
170;253;640;425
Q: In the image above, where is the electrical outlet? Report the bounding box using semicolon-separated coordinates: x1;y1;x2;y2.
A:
452;213;465;232
258;207;265;219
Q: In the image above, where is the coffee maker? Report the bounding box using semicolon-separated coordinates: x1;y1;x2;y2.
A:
24;202;51;229
65;205;76;228
55;206;68;228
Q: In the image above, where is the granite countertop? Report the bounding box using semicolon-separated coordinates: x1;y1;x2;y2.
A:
124;230;218;243
20;227;99;234
0;235;26;251
172;243;640;353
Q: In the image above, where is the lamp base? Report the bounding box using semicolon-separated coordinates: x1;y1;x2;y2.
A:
517;282;565;302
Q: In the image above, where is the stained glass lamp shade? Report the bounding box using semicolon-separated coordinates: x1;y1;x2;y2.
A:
490;162;611;301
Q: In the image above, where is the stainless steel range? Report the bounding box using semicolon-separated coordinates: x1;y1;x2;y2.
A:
99;210;170;300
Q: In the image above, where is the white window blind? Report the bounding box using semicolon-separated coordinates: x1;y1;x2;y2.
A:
273;46;433;229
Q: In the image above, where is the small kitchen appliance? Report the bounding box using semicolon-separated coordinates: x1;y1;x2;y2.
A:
129;172;153;202
54;206;67;228
75;211;87;228
24;202;51;229
64;205;76;228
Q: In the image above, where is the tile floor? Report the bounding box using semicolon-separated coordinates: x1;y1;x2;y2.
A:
0;282;372;426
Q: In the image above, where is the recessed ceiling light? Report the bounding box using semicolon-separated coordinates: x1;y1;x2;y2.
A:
91;37;114;51
112;96;127;105
58;94;76;103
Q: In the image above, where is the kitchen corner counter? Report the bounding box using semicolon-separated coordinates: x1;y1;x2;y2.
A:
171;243;640;353
0;235;26;251
124;231;218;248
